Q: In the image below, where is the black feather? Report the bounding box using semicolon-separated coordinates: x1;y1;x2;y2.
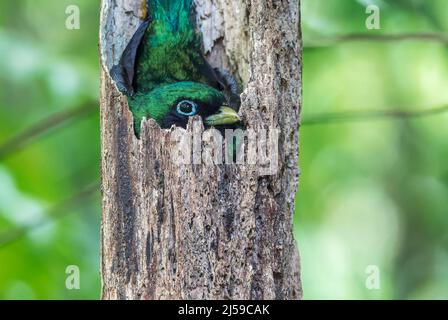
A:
110;18;151;95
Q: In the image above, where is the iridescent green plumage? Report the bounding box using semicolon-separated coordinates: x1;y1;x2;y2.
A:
134;0;213;92
111;0;241;136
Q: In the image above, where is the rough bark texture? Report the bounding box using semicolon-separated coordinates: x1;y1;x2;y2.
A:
100;0;302;300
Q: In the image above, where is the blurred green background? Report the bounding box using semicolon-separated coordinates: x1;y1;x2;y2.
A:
0;0;447;299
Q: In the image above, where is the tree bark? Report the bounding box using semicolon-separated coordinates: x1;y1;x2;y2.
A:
99;0;302;300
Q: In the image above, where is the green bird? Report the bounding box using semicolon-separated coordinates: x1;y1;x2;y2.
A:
111;0;242;137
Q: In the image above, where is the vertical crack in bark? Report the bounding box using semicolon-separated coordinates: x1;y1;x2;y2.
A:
115;116;138;284
168;192;177;274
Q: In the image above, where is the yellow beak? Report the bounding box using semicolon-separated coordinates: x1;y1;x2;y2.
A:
205;106;241;126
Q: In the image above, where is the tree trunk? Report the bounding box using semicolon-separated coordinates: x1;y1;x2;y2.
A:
99;0;302;300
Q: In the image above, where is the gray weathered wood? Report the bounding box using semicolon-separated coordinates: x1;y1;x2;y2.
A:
100;0;302;300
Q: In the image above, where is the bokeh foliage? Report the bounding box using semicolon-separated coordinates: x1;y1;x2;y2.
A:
0;0;447;299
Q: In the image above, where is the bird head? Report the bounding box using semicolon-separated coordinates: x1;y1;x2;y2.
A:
131;81;241;136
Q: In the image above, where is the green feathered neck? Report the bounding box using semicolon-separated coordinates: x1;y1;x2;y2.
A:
134;0;208;93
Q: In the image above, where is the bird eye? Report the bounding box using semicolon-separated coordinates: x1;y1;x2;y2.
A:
176;100;197;116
